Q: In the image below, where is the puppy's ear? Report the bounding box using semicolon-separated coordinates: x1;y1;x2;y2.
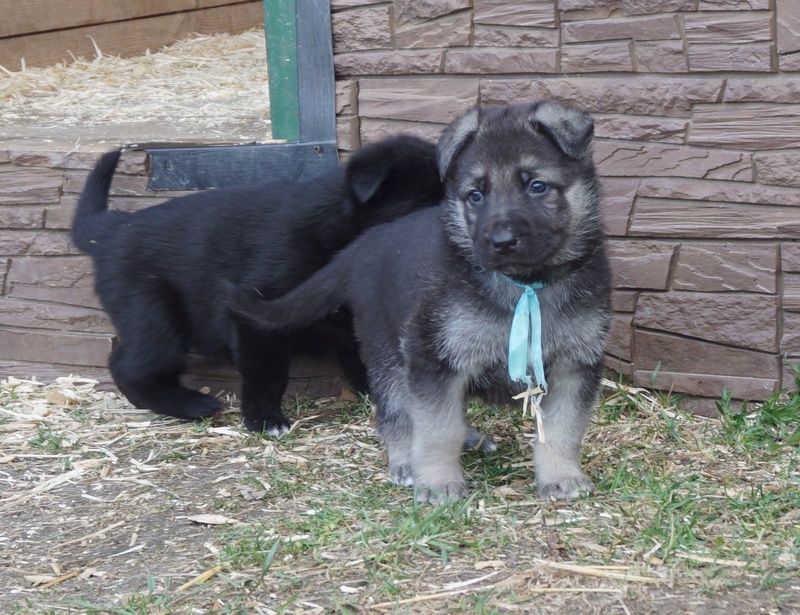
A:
437;107;480;180
532;101;594;159
347;159;390;205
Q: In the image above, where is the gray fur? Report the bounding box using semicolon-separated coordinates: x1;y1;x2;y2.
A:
228;101;612;504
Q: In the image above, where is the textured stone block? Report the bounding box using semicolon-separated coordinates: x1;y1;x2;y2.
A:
0;232;78;257
394;0;471;27
698;0;770;9
635;329;778;379
635;40;688;72
0;167;62;205
612;290;638;312
634;292;778;351
608;312;633;361
630;200;800;239
7;149;145;174
395;12;471;49
562;42;634;72
359;118;445;145
781;52;800;72
479;78;723;116
602;178;639;236
606;355;634;377
689;103;800;150
784;273;800;312
0;360;115;390
724;78;800;103
593;142;753;181
63;171;150;196
778;0;800;54
608;240;675;290
336;115;360;152
560;0;695;20
673;243;777;294
0;257;8;291
563;14;680;43
782;360;800;392
754;152;800;188
445;49;558;74
0;206;45;229
5;256;100;308
334;50;444;76
359;79;478;123
474;26;559;48
0;150;9;163
637;369;777;400
684;13;772;44
688;43;774;72
637;177;800;207
331;6;392;53
0;298;111;332
335;80;358;115
594;115;687;143
0;328;112;367
782;312;800;353
782;243;800;273
473;0;556;27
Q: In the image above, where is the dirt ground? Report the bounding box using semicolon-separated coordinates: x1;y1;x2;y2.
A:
1;376;798;614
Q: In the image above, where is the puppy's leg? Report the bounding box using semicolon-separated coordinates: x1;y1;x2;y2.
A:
533;358;602;500
373;372;415;487
108;294;220;420
407;370;470;504
110;346;220;420
236;325;293;435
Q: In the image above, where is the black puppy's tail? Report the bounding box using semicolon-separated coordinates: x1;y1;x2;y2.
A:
70;149;122;254
226;253;351;333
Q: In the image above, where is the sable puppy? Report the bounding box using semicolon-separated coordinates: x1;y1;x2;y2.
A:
227;101;612;502
71;135;443;433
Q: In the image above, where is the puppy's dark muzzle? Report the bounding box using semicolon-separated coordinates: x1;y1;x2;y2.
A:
489;229;518;255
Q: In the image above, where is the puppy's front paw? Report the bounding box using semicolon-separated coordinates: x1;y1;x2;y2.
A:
536;473;594;501
389;462;414;487
243;416;292;436
463;425;497;452
415;479;468;504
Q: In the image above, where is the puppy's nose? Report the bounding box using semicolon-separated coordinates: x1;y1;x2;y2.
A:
489;230;518;255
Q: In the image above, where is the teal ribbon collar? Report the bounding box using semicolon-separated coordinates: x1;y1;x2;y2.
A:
505;277;547;394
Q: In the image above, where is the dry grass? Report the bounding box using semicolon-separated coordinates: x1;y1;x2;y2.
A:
0;375;798;614
0;30;271;142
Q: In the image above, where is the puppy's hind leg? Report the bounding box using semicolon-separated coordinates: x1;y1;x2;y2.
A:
236;326;293;435
533;358;602;500
108;294;220;420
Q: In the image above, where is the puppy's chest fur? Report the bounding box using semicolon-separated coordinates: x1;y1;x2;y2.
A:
418;278;606;379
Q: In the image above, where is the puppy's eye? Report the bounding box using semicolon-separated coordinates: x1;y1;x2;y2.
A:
527;179;548;195
467;190;484;205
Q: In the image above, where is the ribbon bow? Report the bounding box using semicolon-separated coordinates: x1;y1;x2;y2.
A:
506;277;548;441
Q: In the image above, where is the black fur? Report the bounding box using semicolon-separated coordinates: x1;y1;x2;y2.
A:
228;102;612;503
72;135;443;432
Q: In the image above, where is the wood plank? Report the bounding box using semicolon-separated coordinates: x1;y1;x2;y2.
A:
0;0;254;37
296;0;336;142
0;2;264;70
145;141;339;190
0;0;194;38
264;0;300;141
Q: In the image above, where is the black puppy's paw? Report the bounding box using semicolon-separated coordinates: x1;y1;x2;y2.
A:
243;415;292;437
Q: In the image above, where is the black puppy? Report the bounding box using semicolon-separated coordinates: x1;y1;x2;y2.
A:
71;136;442;433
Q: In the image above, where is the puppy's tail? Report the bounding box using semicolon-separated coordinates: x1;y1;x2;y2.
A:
225;256;350;333
70;149;122;254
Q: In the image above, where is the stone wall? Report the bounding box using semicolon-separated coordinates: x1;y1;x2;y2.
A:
331;0;800;413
